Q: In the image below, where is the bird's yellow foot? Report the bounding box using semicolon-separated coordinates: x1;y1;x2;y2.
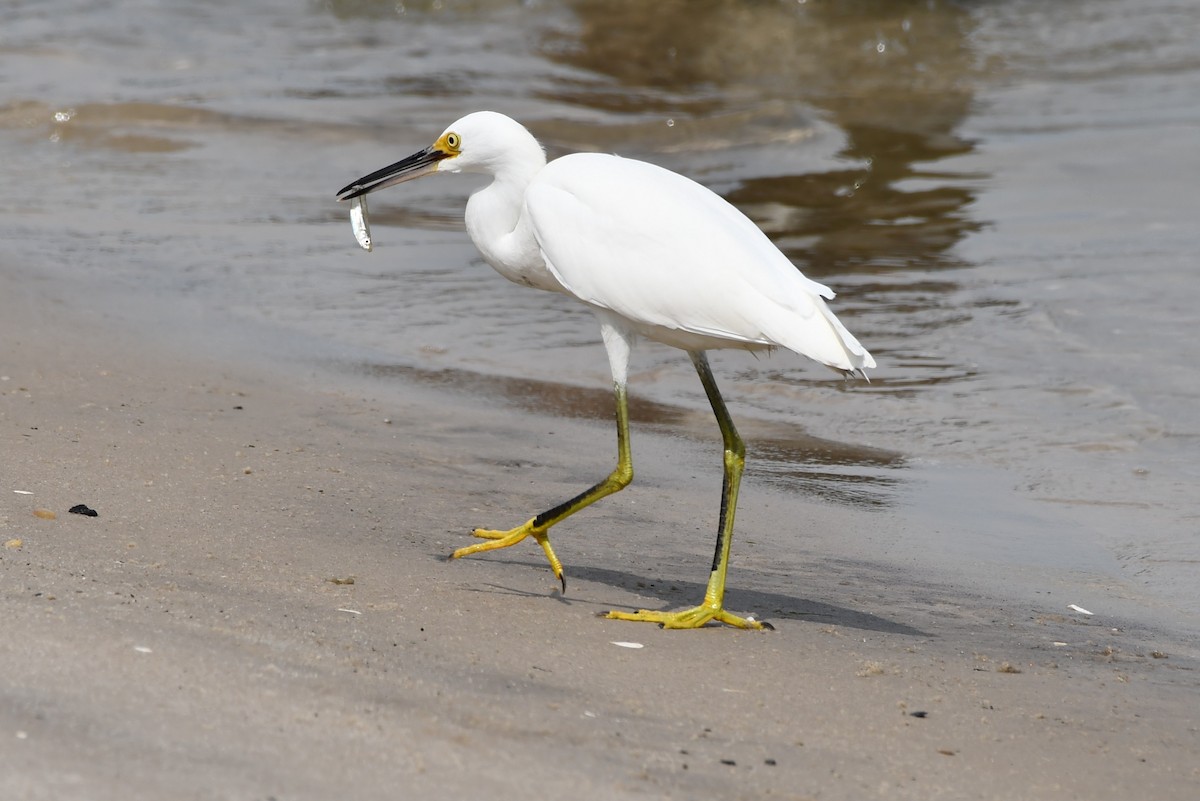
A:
605;604;772;630
451;518;566;591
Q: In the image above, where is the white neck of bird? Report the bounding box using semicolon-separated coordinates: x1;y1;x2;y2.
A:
463;146;547;278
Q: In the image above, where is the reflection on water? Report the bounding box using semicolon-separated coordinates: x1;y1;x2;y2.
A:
547;0;985;274
729;126;982;273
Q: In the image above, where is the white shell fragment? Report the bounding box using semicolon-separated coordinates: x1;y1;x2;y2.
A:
610;641;644;649
350;195;372;251
1067;604;1093;616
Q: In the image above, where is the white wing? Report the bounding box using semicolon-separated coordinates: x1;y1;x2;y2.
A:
525;153;873;372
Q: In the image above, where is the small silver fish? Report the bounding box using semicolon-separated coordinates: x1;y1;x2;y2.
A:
350;195;372;251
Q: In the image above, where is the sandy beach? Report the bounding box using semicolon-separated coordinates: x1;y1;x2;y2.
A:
4;257;1197;801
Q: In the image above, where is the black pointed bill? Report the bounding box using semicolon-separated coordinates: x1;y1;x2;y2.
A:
336;146;450;201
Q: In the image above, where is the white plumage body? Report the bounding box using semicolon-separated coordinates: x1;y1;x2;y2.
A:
448;113;873;375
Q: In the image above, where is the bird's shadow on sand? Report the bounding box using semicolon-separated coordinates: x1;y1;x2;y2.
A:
454;556;928;637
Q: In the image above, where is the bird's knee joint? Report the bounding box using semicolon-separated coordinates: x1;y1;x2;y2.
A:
609;467;634;489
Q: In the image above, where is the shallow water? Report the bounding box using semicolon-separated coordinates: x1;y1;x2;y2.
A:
2;0;1198;628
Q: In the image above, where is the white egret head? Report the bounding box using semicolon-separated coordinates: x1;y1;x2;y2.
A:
336;111;545;201
430;111;545;177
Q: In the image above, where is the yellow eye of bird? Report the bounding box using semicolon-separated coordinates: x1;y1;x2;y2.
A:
445;132;461;151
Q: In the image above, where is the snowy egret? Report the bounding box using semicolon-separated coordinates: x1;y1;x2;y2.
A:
337;111;874;630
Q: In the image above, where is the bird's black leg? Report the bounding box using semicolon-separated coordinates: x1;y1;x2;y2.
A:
606;351;768;629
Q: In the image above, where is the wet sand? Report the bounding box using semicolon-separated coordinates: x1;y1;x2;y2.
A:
3;266;1198;800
